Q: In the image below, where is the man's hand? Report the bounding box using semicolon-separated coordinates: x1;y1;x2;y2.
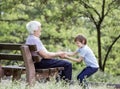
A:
58;52;70;59
58;52;66;58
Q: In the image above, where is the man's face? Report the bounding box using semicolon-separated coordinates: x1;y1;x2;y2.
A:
34;26;42;37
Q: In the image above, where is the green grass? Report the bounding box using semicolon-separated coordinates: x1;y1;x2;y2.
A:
72;69;120;84
0;79;110;89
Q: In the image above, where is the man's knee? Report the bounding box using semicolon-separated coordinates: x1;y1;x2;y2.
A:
65;61;72;68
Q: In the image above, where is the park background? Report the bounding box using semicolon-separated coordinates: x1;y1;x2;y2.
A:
0;0;120;89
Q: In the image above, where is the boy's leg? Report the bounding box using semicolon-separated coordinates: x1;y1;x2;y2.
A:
77;67;98;83
34;58;72;81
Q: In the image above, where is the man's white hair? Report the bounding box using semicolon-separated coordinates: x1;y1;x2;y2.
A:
26;21;41;34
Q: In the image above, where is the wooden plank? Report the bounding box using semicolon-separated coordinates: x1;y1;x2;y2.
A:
2;66;25;70
27;45;37;51
31;51;42;62
0;53;23;61
0;43;22;50
57;67;64;71
36;69;50;74
21;45;41;62
21;45;36;85
2;66;26;80
0;53;41;62
0;43;37;51
32;55;42;62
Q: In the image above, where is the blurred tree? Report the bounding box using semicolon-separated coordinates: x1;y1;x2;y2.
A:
79;0;120;71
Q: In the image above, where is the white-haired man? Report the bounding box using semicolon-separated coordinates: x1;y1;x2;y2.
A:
25;21;72;82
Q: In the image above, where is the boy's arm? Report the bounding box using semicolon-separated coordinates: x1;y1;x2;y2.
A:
65;51;77;56
65;55;83;63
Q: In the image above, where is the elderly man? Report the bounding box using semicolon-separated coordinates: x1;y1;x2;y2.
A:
25;21;72;82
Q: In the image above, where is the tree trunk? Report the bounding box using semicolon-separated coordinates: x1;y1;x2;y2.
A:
96;26;103;71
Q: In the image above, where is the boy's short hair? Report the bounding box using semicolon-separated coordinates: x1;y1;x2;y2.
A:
74;34;87;45
26;21;41;34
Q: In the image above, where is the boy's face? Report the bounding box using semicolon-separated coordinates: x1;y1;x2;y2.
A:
75;41;84;48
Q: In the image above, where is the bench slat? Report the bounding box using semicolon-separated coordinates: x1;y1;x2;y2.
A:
2;66;25;70
0;53;23;61
0;43;22;50
0;43;37;51
0;53;41;62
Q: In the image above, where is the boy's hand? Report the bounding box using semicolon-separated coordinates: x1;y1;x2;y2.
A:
59;52;66;58
59;52;70;59
64;54;69;59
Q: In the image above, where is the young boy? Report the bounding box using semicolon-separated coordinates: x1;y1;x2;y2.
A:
64;34;99;83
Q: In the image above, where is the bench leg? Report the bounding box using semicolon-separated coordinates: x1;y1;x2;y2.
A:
12;69;22;81
36;72;50;82
49;71;58;80
0;66;4;81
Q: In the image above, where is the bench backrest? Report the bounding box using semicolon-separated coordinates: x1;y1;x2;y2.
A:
0;43;41;65
0;43;23;61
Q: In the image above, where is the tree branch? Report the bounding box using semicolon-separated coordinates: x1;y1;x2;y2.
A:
81;0;101;20
103;34;120;71
104;0;117;17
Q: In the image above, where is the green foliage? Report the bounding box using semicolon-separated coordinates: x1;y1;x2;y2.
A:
0;22;27;43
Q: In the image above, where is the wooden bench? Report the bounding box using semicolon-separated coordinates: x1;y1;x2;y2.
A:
0;43;64;85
